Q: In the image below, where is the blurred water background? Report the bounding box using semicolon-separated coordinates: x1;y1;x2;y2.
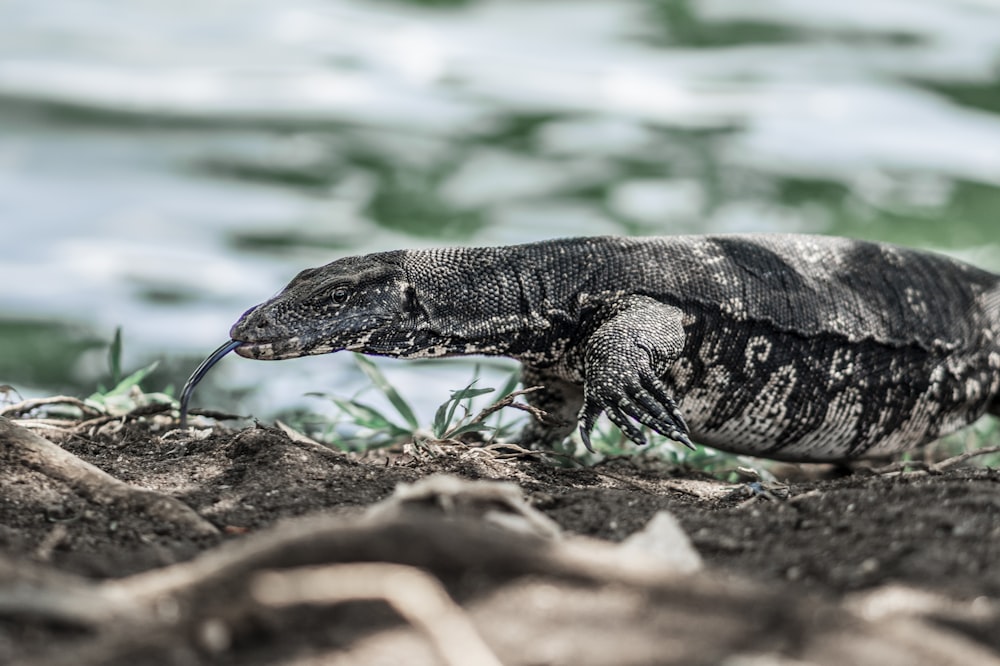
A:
2;0;999;423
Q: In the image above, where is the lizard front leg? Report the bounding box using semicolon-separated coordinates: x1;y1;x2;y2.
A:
580;296;693;451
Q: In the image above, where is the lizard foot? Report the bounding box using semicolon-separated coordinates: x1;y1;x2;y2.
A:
579;370;692;452
577;295;693;453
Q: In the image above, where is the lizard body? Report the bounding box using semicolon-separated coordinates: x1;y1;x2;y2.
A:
225;235;1000;461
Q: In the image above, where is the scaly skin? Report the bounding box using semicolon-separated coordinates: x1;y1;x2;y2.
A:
228;235;1000;462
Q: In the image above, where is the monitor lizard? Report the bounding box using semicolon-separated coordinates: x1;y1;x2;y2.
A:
183;234;1000;462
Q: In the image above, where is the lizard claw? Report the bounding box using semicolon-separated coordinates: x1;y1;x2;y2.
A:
578;424;595;453
579;374;693;451
579;400;601;452
674;430;696;451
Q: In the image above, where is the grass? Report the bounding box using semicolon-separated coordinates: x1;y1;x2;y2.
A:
0;328;176;422
304;355;524;451
85;327;176;415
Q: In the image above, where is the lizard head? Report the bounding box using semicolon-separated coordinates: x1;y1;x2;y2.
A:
229;252;424;360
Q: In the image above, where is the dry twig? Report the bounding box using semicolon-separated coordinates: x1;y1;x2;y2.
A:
873;445;1000;477
930;445;1000;472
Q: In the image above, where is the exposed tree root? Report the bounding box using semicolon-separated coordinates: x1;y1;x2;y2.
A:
0;396;103;418
0;416;217;536
254;563;504;666
0;503;742;666
365;473;563;538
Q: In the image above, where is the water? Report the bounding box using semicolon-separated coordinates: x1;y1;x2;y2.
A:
2;0;999;422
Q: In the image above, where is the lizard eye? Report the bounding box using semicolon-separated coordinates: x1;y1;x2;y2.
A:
331;286;351;305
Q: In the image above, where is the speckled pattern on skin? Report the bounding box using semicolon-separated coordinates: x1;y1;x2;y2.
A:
229;234;1000;462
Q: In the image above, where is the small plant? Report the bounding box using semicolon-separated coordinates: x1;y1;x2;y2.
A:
86;327;174;415
310;355;522;451
432;370;522;440
2;328;175;423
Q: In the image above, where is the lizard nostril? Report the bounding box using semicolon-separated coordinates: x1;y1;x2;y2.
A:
248;310;272;331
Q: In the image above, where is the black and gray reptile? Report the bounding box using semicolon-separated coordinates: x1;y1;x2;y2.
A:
181;235;1000;462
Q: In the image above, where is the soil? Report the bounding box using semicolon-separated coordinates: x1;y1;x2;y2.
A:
1;409;999;666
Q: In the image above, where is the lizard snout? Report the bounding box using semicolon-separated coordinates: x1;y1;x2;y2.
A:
229;304;275;342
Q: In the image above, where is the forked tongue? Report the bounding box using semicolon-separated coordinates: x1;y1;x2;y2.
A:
179;340;242;427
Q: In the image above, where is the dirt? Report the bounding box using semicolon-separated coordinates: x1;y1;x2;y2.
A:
1;411;1000;666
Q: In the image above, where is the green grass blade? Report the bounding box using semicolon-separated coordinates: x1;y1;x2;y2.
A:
497;370;521;398
440;380;480;436
440;393;459;437
108;327;123;386
353;355;419;429
432;401;451;438
449;386;494;401
89;360;159;402
110;361;159;395
329;397;408;436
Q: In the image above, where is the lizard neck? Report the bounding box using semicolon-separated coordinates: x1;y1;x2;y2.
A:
399;241;619;362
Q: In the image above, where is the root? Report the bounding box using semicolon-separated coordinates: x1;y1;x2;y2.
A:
0;396;103;418
0;476;699;628
0;416;217;536
365;473;563;539
0;514;715;666
0;514;587;665
254;563;503;666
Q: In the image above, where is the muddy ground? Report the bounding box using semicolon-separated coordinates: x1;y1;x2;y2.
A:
1;406;999;666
